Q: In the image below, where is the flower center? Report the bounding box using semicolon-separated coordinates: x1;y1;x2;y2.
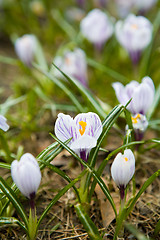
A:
65;57;71;65
131;24;138;30
79;121;87;136
131;113;141;124
124;157;128;162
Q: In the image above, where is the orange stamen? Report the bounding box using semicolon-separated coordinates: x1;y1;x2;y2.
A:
124;157;128;162
79;121;87;136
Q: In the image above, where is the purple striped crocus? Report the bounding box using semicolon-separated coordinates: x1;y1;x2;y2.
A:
55;112;103;161
0;115;9;132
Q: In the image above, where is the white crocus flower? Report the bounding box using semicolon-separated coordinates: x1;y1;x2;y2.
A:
54;48;88;87
115;0;134;18
134;0;157;12
15;34;37;67
112;76;155;115
11;153;41;199
80;9;113;48
55;112;103;161
111;149;135;189
115;14;152;63
0;115;9;132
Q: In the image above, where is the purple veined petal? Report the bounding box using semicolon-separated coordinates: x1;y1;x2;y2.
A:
0;115;9;132
87;112;102;139
74;112;102;140
125;81;139;98
70;135;97;157
55;113;75;144
132;82;154;114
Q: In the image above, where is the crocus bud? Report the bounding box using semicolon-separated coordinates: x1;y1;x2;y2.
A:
80;9;113;49
15;34;37;67
11;153;41;199
0;115;9;132
112;76;155;115
115;14;152;63
111;149;135;189
54;48;88;87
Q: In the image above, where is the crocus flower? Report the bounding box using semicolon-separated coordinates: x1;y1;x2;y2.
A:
53;48;88;87
80;9;113;49
55;112;103;161
134;0;157;12
0;115;9;132
115;0;133;18
131;113;148;140
111;149;135;198
115;14;152;63
15;34;37;67
11;153;41;199
112;76;155;115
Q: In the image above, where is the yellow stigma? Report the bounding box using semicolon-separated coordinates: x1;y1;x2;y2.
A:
131;114;141;124
79;121;87;136
131;24;138;30
124;157;128;162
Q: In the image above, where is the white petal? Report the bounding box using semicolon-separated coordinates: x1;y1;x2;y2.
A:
132;82;154;114
11;153;41;198
70;135;97;157
0;115;9;132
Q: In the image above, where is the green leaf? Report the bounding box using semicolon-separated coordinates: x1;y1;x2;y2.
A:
33;63;84;112
75;203;103;240
0;217;27;232
126;169;160;218
52;63;107;119
50;134;117;217
39;160;81;202
0;162;11;169
87;57;128;83
0;177;28;228
37;171;85;229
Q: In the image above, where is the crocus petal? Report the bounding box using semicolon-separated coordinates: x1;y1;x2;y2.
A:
70;135;97;157
11;153;41;199
74;112;102;139
55;113;75;144
142;76;155;93
0;115;9;132
112;82;131;106
132;82;154;114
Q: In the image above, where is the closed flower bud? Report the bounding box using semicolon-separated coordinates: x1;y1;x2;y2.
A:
0;115;9;132
134;0;157;12
15;34;37;67
80;9;113;49
111;149;135;189
11;153;41;199
115;14;152;63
